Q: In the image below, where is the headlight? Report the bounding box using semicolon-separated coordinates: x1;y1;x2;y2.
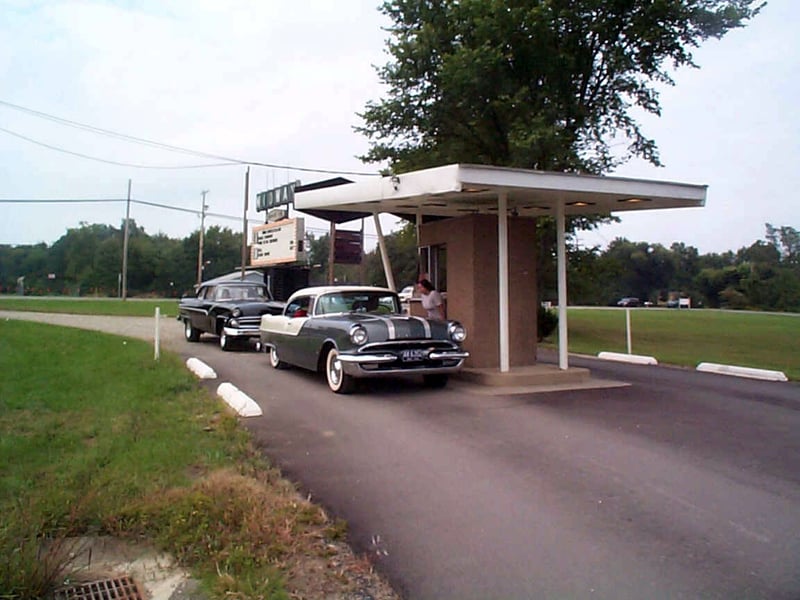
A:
232;308;242;318
228;318;239;328
349;325;368;345
448;322;467;343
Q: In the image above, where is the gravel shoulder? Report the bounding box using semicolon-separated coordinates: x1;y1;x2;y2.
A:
0;310;186;349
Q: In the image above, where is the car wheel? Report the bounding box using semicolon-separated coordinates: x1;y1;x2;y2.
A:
268;345;287;369
184;319;200;342
219;331;233;351
326;348;355;394
423;374;449;388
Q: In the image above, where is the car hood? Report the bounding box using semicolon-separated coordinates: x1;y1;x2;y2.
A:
331;313;453;341
221;300;285;315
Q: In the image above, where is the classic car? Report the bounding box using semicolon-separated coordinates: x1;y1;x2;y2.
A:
259;285;469;393
179;279;284;350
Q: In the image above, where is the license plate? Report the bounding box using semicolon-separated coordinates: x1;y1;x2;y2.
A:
400;349;427;362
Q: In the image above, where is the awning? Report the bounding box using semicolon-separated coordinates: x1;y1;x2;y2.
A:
294;163;707;220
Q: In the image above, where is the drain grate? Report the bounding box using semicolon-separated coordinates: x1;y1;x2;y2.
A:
54;576;144;600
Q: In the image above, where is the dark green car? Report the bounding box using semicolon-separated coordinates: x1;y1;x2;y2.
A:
259;285;469;393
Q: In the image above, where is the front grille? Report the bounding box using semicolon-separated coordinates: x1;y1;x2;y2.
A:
237;316;262;327
54;576;144;600
365;340;455;353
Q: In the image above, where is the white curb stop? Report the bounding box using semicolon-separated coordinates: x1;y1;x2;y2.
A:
696;362;788;382
186;357;217;379
216;382;263;417
598;351;658;365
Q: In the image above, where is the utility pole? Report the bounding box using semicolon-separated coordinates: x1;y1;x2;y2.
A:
121;179;131;300
197;190;209;286
241;167;249;280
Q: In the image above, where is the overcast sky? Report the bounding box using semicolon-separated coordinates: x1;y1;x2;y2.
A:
1;0;797;255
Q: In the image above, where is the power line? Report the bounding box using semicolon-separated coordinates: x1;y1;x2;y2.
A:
0;98;381;176
0;196;383;238
0;126;237;169
0;198;126;203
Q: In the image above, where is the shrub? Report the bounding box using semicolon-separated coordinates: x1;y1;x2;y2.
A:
537;305;558;341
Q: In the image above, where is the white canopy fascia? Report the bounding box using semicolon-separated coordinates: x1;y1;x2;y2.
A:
294;163;707;219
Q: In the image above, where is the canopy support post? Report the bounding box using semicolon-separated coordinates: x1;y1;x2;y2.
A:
374;214;396;291
498;192;510;373
556;200;569;370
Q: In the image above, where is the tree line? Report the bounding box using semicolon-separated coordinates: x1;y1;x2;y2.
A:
1;220;797;312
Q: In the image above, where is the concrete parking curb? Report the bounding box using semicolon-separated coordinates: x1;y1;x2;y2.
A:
696;362;788;382
597;351;658;365
186;357;217;379
217;382;262;417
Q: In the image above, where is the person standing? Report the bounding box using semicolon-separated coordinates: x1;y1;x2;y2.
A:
417;279;444;319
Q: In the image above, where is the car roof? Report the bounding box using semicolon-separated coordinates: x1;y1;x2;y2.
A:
203;280;265;287
290;285;395;297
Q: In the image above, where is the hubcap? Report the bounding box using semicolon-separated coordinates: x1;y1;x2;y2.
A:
328;354;342;387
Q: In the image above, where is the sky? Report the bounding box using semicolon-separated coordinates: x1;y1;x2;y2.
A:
0;0;798;256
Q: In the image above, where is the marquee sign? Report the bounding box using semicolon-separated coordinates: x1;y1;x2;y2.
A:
250;218;305;266
256;181;301;212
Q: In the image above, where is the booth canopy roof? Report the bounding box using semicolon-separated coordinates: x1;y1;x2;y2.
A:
294;163;707;224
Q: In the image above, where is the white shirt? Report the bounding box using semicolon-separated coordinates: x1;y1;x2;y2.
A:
421;289;444;319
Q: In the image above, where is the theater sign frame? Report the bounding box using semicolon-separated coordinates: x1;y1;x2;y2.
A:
295;164;707;373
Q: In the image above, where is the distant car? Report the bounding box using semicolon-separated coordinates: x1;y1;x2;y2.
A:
259;285;469;393
398;285;415;302
617;297;641;307
179;280;284;350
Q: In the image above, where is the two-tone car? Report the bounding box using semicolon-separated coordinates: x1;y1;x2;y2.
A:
259;285;469;393
179;280;284;350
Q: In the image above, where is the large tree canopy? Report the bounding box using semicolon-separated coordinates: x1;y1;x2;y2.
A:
358;0;763;174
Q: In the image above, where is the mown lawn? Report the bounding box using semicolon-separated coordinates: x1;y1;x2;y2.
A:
544;308;800;380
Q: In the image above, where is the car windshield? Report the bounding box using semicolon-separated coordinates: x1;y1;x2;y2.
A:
316;291;399;315
215;285;267;301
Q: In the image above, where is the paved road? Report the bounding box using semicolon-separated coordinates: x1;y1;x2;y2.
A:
8;313;800;599
178;327;800;599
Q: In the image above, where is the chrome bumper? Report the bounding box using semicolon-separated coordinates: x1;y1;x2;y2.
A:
223;326;260;338
337;350;469;378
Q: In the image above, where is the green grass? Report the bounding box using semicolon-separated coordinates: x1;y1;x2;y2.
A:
544;308;800;380
0;296;179;317
0;321;362;599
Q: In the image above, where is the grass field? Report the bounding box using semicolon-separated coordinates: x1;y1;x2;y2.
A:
0;320;384;599
544;308;800;380
0;296;179;317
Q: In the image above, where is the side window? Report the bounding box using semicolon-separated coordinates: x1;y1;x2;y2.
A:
285;296;311;318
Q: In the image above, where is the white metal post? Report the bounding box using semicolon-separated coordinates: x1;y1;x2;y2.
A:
374;214;396;291
154;306;160;361
626;307;632;354
556;201;569;370
498;192;510;372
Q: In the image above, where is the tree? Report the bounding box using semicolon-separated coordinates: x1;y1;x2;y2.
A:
359;0;762;174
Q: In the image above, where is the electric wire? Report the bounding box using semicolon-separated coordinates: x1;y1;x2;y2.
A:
0;126;236;169
0;196;380;239
0;98;381;176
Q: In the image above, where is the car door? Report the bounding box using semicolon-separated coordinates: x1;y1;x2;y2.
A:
280;295;313;366
184;286;211;333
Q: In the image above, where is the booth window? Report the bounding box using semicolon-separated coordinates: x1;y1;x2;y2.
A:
419;245;447;292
